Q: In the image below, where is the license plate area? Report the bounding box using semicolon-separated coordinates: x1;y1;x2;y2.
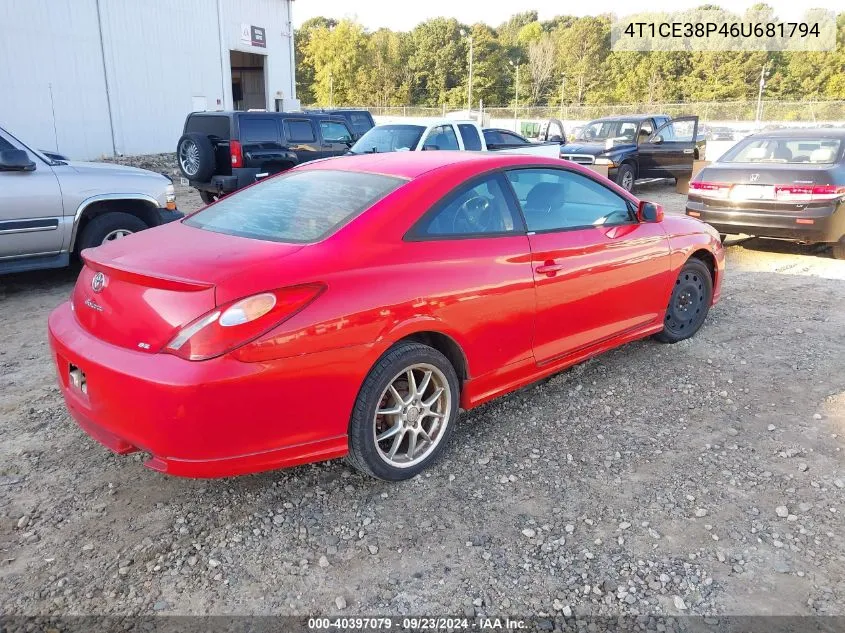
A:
68;363;88;396
730;184;775;201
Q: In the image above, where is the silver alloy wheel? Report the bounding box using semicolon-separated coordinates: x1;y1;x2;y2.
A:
179;139;200;176
101;229;133;244
621;170;634;191
373;363;452;468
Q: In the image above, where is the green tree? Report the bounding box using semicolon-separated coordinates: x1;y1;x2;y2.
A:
554;17;610;104
295;17;336;104
306;19;368;105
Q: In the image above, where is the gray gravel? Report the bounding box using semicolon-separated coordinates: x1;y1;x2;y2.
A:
1;162;844;618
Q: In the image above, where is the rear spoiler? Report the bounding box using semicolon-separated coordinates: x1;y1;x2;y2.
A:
81;250;214;292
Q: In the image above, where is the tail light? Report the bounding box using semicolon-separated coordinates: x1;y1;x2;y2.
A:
230;140;243;168
775;184;845;202
689;181;731;199
164;284;325;361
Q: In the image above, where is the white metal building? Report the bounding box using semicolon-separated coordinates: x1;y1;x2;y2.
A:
0;0;298;160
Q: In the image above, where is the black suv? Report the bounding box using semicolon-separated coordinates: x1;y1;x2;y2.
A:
303;109;375;140
177;111;355;203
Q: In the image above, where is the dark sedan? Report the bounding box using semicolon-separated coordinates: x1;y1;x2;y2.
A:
686;129;845;259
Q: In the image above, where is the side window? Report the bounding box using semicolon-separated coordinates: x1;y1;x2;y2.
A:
499;132;527;146
423;125;459;151
285;120;316;143
413;174;522;238
239;118;279;143
638;120;654;140
653;119;695;143
506;168;633;232
0;136;14;152
483;130;503;146
457;124;482;151
350;113;373;135
320;121;352;142
187;115;231;139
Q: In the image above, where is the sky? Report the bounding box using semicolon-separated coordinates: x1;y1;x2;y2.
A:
292;0;841;30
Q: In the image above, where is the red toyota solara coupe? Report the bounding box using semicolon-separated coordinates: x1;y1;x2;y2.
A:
48;152;724;481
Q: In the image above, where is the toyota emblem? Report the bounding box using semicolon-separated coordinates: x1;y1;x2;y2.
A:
91;272;107;293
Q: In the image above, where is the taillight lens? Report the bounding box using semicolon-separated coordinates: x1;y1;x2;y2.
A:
689;181;731;199
775;184;845;202
230;140;243;168
164;284;324;361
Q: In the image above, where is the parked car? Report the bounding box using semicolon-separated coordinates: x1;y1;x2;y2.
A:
0;125;181;275
707;126;735;141
176;111;355;203
49;152;723;480
348;119;560;158
686;128;845;259
559;114;701;192
303;108;375;139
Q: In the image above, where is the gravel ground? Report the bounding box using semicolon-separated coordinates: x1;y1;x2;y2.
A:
1;161;844;621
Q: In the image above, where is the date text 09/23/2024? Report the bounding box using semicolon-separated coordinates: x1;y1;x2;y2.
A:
307;617;527;630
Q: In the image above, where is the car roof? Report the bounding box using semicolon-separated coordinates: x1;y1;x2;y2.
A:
591;114;667;122
189;111;341;120
746;128;845;139
372;118;476;127
298;151;563;180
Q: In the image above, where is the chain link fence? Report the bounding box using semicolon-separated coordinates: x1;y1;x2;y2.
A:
328;101;845;123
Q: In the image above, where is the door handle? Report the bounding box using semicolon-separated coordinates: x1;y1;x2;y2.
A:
535;262;566;276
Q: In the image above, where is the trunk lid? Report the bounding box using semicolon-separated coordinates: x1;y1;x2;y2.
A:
72;221;305;352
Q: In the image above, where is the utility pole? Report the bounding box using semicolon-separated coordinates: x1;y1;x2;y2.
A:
510;61;520;125
461;29;474;116
755;62;769;127
329;73;334;107
559;74;566;121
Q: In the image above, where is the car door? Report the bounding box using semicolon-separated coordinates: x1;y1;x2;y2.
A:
504;167;673;365
638;116;699;178
318;119;354;157
0;130;65;259
281;118;321;164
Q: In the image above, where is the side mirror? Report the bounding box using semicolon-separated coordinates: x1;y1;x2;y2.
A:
651;135;664;144
422;144;440;151
0;149;36;172
637;201;664;223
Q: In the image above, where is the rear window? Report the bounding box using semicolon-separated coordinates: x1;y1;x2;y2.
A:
184;169;405;243
349;113;374;134
185;115;230;139
722;137;842;164
239;118;279;143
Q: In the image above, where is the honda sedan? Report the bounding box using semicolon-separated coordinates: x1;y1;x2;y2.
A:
49;153;724;481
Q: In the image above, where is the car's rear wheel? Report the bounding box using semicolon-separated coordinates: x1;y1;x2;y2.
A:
654;258;713;344
831;239;845;260
77;212;148;251
199;190;218;205
347;342;459;481
177;133;215;182
616;164;635;192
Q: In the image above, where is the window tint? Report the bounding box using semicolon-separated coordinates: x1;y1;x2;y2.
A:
458;124;482;151
506;169;633;232
424;125;459;151
239;118;278;143
186;115;230;139
320;120;352;142
185;169;404;243
285;120;316;143
416;175;521;237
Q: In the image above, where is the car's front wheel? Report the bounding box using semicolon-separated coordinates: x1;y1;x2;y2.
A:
347;342;459;481
654;258;713;344
77;212;148;251
615;163;635;192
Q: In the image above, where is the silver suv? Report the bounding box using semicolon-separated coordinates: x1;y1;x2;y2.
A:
0;126;182;274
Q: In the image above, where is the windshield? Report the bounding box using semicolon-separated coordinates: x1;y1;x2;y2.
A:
185;169;405;243
575;120;639;143
721;137;842;164
349;125;425;154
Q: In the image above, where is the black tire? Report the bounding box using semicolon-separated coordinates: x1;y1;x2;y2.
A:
654;258;713;344
177;133;215;182
77;212;149;251
347;342;460;481
616;163;635;192
719;234;728;244
831;239;845;260
199;190;218;205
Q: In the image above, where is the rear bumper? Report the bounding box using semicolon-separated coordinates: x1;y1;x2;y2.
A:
686;200;845;243
47;302;375;478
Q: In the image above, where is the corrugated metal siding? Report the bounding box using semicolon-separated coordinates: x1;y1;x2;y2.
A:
0;0;113;159
0;0;294;159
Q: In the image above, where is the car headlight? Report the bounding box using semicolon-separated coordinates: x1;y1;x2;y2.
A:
165;184;177;210
594;157;616;167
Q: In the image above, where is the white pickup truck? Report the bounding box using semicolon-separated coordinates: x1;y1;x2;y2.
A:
347;119;561;158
